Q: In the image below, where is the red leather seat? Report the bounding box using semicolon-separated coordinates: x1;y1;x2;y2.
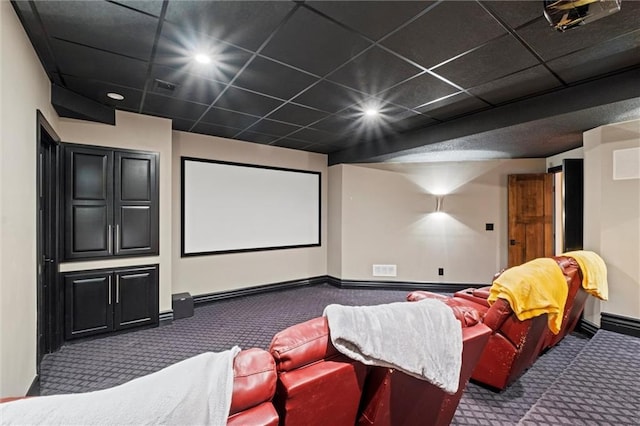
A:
227;348;279;426
356;305;491;426
269;317;369;426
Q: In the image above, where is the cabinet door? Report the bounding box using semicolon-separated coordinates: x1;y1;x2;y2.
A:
63;146;114;259
64;271;114;339
114;266;159;330
114;151;159;256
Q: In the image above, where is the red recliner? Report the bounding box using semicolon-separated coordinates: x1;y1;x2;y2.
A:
268;317;369;426
356;301;491;426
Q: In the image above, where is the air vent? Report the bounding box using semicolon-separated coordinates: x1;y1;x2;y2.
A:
154;79;177;92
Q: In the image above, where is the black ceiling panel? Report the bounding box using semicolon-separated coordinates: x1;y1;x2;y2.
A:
432;35;540;89
243;119;302;138
201;106;260;130
50;38;148;89
164;0;295;51
327;46;422;95
381;1;506;69
417;93;490;121
35;0;158;61
267;103;329;127
261;7;371;76
62;75;143;112
214;86;283;117
468;65;562;105
307;1;433;41
515;1;640;61
141;93;208;121
291;80;362;113
547;30;640;84
379;72;459;109
232;56;318;100
12;0;640;163
150;64;225;105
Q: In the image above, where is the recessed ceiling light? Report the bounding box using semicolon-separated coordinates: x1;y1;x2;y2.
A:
194;53;212;64
364;108;379;117
107;92;124;101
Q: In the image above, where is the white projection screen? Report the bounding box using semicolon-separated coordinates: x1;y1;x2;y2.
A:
181;157;321;256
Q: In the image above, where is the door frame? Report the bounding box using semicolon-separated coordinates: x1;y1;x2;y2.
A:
36;110;62;373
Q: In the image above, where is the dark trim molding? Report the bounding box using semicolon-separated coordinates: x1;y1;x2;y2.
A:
327;276;486;293
577;318;599;338
27;375;41;396
193;276;327;305
600;312;640;338
159;310;174;326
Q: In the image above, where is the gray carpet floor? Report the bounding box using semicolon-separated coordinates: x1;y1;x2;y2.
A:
39;283;639;424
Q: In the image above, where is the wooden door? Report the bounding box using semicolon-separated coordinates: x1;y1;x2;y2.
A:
64;270;114;339
114;266;159;330
508;174;554;267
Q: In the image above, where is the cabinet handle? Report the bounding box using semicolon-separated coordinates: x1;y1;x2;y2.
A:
116;275;120;304
116;224;120;253
107;225;112;253
108;276;112;305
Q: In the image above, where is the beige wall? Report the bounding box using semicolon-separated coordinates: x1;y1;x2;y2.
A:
327;165;343;277
583;119;640;325
171;131;327;296
0;2;60;396
57;111;174;312
331;159;546;283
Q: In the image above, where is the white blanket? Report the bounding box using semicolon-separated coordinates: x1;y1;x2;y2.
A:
324;299;463;394
0;346;241;425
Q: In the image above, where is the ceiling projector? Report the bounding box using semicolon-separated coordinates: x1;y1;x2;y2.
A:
543;0;622;31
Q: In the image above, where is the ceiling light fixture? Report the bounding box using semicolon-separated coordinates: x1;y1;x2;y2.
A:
194;53;212;64
107;92;124;101
364;108;379;118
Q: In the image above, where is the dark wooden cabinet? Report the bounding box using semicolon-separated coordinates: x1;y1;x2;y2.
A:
62;144;158;260
64;265;159;339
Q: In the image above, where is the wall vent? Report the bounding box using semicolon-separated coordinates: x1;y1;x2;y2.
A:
372;264;397;277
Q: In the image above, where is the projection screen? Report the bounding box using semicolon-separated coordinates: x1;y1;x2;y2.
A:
181;157;321;256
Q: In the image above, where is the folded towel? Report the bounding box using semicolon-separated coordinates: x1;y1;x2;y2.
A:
489;258;568;334
0;347;241;425
563;250;609;300
324;299;463;394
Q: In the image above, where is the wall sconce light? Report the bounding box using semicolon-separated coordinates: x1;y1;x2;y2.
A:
434;195;444;213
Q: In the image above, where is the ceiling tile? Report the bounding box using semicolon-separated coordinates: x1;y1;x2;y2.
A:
111;1;164;17
261;7;371;76
379;72;458;109
62;75;143;111
267;104;329;127
233;56;318;100
164;1;295;51
432;35;540;89
51;39;149;89
417;93;489;121
547;30;640;83
389;113;437;132
192;121;242;139
292;80;362;113
35;0;158;61
515;1;640;61
141;93;209;121
272;139;313;151
307;1;433;41
155;22;252;84
237;131;280;145
483;1;544;29
469;65;562;105
286;128;334;144
171;118;195;132
310;115;360;135
381;1;506;69
150;65;225;105
12;1;59;78
201;106;259;129
327;46;422;95
215;86;283;117
243;119;302;137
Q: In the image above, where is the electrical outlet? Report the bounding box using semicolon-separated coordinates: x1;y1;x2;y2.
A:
438;268;444;276
486;223;494;231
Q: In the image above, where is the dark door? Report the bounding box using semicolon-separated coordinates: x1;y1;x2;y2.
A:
562;159;584;252
508;174;554;267
36;111;61;371
114;151;159;256
114;266;159;330
64;270;114;339
63;146;114;259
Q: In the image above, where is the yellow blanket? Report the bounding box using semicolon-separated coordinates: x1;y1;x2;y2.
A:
488;258;568;334
563;250;609;300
